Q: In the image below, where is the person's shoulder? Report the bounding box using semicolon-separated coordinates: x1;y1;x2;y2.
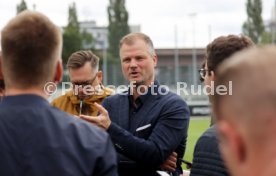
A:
155;85;183;99
71;121;112;154
52;107;110;142
166;90;184;99
192;125;228;176
74;118;110;141
48;109;114;166
159;90;188;107
50;104;71;114
104;91;127;101
195;125;219;150
201;125;217;139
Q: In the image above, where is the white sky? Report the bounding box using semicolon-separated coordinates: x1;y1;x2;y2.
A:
0;0;275;48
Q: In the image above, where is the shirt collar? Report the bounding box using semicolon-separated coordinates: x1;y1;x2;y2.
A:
127;80;159;104
0;94;49;107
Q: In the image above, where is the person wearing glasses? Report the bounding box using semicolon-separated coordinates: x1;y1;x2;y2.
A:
199;62;205;83
51;50;113;116
0;11;117;175
190;35;254;176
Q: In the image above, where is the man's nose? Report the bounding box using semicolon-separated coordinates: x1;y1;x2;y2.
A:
129;59;137;68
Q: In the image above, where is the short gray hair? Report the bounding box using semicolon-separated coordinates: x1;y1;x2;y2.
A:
119;32;155;56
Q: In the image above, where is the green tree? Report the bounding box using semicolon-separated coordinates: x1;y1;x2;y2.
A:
260;7;276;45
260;31;275;44
242;0;264;44
62;2;94;65
81;30;94;49
107;0;130;61
16;0;28;14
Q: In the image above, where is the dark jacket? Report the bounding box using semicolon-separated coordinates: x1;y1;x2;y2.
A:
190;125;229;176
103;82;190;176
0;94;118;176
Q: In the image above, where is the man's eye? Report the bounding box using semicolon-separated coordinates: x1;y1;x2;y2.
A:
123;58;130;63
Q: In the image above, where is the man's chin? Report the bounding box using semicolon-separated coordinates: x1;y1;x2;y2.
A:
129;80;143;86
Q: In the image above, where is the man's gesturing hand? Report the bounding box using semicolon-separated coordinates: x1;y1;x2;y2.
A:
80;102;111;130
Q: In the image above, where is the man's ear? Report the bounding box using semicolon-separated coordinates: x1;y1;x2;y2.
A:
153;55;158;68
54;60;63;84
210;70;216;81
97;70;103;84
217;121;247;170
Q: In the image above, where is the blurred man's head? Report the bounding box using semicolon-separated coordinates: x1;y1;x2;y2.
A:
200;35;254;102
1;10;63;93
214;46;276;176
67;50;102;100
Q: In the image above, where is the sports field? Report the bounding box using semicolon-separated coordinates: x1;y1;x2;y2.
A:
183;117;210;166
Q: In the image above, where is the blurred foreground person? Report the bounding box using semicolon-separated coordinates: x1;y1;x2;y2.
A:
0;10;117;176
214;46;276;176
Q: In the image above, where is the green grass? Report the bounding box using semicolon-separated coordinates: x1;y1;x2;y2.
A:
183;117;210;164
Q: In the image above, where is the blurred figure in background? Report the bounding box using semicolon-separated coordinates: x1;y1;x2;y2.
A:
52;50;113;116
190;35;254;176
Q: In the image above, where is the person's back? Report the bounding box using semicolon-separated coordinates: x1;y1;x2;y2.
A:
0;95;116;175
0;10;117;176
